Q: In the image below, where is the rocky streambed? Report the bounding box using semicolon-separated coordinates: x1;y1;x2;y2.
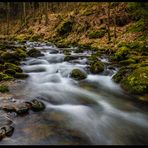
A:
0;41;148;145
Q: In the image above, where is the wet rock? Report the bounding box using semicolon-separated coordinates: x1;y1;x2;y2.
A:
64;55;79;61
70;69;87;80
89;60;104;74
29;99;45;112
15;104;29;115
2;105;15;112
50;49;59;54
108;65;116;70
27;48;44;57
14;73;29;79
0;125;14;140
2;103;29;115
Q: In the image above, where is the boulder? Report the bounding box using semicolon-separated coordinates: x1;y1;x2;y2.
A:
121;66;148;94
90;61;104;74
27;48;44;57
70;69;87;80
27;99;45;112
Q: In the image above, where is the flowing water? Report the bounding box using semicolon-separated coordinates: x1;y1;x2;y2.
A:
0;41;148;145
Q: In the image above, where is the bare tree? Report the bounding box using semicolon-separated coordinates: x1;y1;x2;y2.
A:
23;2;26;25
106;2;111;43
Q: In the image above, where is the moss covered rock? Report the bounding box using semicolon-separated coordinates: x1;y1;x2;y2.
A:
15;48;27;59
90;61;104;74
121;66;148;94
0;85;9;93
14;73;29;79
1;52;20;64
70;69;87;80
114;46;130;61
4;69;16;76
0;72;13;81
64;55;79;61
4;63;22;73
27;48;44;57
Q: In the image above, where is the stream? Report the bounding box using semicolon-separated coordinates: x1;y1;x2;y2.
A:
0;41;148;145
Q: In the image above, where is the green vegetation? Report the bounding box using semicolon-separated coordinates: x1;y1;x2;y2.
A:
70;69;87;80
0;84;9;93
121;66;148;94
127;19;145;32
88;27;106;39
90;61;104;74
27;48;43;57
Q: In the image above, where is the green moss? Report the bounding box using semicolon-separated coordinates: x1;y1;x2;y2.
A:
90;61;104;74
0;85;9;93
119;58;136;65
1;52;19;62
70;69;87;80
88;29;106;39
14;73;29;79
63;50;71;55
64;55;79;61
0;64;5;71
0;72;13;81
112;64;139;83
127;19;145;32
4;63;22;73
88;26;106;39
29;35;41;42
57;20;73;36
15;48;27;59
27;48;43;57
114;46;130;61
4;69;16;76
121;66;148;94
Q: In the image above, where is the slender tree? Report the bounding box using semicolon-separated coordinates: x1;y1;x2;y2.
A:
23;2;26;25
6;2;10;35
106;2;111;42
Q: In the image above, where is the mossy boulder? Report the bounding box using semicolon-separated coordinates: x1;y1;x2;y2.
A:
63;50;71;55
57;20;73;36
15;48;27;59
114;46;130;61
4;63;22;73
27;48;44;57
64;55;79;61
0;72;13;81
14;73;29;79
70;69;87;80
121;66;148;94
1;52;20;64
4;69;16;76
90;61;104;74
0;85;9;93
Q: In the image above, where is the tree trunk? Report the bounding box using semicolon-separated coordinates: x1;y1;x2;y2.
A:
44;2;48;26
23;2;26;25
113;5;117;39
107;2;111;43
6;2;10;35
